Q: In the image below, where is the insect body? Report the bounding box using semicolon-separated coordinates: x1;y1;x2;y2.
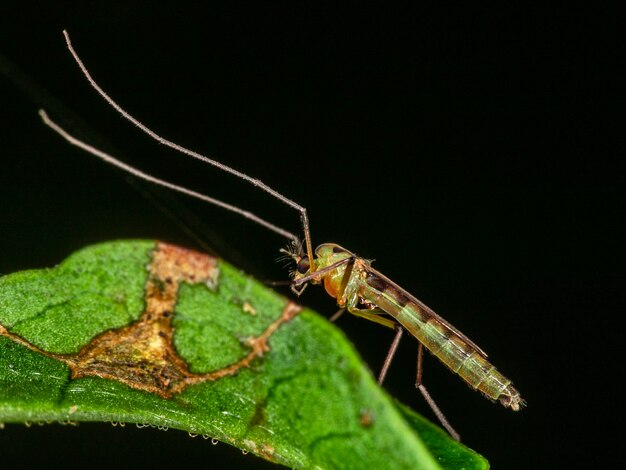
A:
293;243;523;411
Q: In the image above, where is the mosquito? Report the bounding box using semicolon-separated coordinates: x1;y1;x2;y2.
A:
39;30;525;441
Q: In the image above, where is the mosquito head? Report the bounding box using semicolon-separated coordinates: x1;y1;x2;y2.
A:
277;240;313;296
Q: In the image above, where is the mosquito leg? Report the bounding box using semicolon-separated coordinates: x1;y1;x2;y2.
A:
292;257;354;286
347;307;396;329
415;343;461;441
328;258;356;323
263;280;293;286
290;283;307;296
329;308;346;323
345;306;400;383
378;324;404;385
416;341;424;387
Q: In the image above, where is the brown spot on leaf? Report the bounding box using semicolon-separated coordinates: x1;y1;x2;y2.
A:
1;242;301;399
359;409;375;428
243;439;276;462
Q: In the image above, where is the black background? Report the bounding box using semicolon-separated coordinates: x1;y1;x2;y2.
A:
0;4;621;469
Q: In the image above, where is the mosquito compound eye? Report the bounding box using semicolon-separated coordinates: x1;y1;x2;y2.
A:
296;255;310;274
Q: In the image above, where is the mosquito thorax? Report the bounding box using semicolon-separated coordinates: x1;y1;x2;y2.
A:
314;243;352;263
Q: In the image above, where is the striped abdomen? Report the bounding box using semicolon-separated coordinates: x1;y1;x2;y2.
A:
360;270;524;410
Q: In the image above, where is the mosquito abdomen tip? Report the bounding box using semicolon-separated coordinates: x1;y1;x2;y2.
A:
499;388;525;411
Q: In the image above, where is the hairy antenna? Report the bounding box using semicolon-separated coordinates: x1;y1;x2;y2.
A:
60;30;315;268
39;110;297;242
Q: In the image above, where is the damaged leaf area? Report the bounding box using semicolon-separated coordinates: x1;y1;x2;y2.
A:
0;241;487;469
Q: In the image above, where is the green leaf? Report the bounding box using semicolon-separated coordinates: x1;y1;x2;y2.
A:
0;240;487;469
